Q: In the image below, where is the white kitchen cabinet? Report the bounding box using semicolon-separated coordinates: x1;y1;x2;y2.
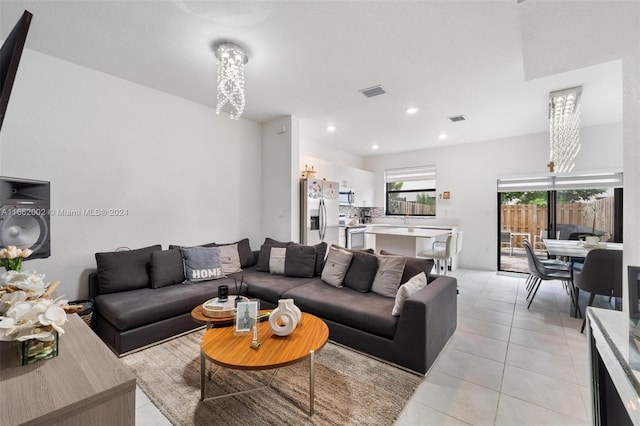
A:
352;168;375;207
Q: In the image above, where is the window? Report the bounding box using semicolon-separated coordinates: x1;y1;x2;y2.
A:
385;166;436;216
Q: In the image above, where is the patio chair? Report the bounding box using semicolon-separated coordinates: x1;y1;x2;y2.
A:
500;230;513;256
573;249;623;333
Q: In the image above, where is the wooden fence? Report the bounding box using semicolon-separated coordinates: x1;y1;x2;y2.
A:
388;200;435;215
501;198;615;238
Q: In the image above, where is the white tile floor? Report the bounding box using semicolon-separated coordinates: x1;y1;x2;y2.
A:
395;269;593;426
134;269;596;425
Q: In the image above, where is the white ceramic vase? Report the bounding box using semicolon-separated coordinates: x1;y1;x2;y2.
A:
269;299;300;336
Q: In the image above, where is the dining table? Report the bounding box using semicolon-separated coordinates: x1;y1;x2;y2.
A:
543;239;623;317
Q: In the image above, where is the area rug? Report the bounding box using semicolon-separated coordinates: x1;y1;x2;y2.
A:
121;330;423;425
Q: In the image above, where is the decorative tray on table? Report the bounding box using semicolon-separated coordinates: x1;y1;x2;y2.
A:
202;296;248;319
578;242;607;249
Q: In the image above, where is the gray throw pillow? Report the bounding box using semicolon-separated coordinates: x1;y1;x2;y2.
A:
284;244;317;278
380;250;435;284
218;243;242;274
213;238;254;268
95;244;162;294
150;249;185;288
343;251;379;293
392;272;428;316
269;247;286;275
314;242;328;276
371;255;407;298
256;238;292;272
321;246;354;287
181;246;224;282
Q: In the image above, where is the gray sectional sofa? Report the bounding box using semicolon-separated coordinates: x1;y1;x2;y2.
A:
88;238;457;374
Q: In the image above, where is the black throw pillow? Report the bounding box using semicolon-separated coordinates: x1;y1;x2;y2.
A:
343;251;379;293
150;249;185;288
313;241;328;276
284;244;317;278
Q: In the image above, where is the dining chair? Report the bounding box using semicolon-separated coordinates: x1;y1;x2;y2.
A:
522;239;571;294
573;249;623;333
523;241;573;311
418;234;455;276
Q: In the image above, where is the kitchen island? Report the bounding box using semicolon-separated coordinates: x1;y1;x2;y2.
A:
366;227;451;258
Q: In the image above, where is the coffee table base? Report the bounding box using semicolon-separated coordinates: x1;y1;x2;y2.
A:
200;349;316;416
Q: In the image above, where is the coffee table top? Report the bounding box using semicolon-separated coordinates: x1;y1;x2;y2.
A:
201;311;329;370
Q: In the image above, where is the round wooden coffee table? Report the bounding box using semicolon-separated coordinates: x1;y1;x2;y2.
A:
200;311;329;415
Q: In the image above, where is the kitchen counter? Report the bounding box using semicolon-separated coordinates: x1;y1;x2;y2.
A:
366;227;450;238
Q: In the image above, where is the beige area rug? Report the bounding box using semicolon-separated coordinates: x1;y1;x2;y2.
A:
122;330;423;425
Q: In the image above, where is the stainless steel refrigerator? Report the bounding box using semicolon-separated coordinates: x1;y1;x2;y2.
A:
300;179;339;246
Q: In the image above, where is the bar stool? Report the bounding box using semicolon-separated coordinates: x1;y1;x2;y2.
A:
418;234;455;276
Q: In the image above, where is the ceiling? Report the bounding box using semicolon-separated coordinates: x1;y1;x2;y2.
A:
1;1;637;157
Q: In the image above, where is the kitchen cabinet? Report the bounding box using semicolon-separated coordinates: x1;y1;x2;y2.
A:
352;168;375;207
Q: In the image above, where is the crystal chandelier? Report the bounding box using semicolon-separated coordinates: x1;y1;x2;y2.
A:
214;41;248;120
548;86;582;174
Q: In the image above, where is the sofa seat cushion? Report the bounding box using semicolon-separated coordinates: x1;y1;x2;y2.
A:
237;268;315;304
95;277;236;331
284;280;398;339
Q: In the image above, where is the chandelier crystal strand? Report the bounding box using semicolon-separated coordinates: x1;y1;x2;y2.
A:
215;42;247;120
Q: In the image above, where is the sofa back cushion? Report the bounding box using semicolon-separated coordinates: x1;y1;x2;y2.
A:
343;251;379;293
150;249;185;288
321;245;354;287
371;255;406;298
181;246;225;282
95;244;162;294
256;238;293;272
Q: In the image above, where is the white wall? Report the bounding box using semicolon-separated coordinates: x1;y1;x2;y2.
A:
0;49;263;300
364;123;623;270
261;115;301;243
300;138;365;170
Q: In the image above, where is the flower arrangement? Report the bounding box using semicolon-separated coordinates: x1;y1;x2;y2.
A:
0;245;33;272
0;271;69;343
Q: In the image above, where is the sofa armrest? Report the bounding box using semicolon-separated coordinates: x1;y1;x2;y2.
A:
393;276;457;373
88;272;100;298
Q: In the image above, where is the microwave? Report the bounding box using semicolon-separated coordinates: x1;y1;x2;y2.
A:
339;191;355;206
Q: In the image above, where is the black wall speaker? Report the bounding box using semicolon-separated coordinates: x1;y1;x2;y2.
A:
0;177;50;259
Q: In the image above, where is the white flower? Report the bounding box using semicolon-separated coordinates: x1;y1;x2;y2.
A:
1;270;47;296
6;246;18;259
0;295;67;341
0;290;27;315
20;248;33;258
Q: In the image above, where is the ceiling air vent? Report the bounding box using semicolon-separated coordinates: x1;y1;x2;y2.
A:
360;85;386;98
448;115;466;122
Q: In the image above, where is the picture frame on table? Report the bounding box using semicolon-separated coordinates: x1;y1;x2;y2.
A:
235;300;258;333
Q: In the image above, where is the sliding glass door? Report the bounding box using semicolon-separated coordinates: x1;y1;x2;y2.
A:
497;172;623;273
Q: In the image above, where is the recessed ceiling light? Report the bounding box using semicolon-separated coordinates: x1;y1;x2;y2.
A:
372;144;379;150
439;133;448;140
406;107;418;115
327;126;336;132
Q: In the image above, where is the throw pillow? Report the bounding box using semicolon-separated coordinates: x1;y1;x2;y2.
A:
95;244;161;294
256;238;292;272
343;251;379;293
392;272;428;316
314;241;328;276
321;245;354;287
269;247;286;275
181;246;224;282
213;238;254;268
284;244;317;278
380;250;435;284
371;255;407;298
150;249;185;288
218;243;242;274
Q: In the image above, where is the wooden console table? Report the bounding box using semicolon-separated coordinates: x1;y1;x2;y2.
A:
0;314;136;426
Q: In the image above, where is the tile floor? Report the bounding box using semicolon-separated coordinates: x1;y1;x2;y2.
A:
134;268;600;425
395;269;594;426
